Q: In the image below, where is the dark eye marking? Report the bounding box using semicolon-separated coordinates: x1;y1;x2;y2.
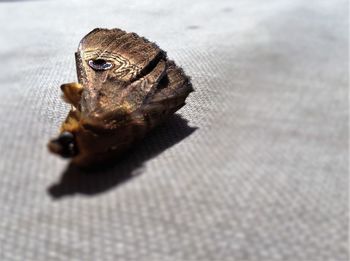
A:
88;59;113;71
48;131;77;158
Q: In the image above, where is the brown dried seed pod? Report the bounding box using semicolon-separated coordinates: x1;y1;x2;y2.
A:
48;28;193;167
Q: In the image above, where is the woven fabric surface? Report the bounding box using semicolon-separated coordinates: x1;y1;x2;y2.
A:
0;0;348;260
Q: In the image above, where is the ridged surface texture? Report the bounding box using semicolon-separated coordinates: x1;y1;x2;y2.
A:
0;0;348;260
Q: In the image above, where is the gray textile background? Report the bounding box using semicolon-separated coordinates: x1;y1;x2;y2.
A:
0;0;348;260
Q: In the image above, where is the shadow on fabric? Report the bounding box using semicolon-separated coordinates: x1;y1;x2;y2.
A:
48;114;197;199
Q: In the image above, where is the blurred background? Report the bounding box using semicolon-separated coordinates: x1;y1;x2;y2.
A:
0;0;348;260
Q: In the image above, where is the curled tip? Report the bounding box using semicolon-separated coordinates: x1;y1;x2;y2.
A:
48;131;78;158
